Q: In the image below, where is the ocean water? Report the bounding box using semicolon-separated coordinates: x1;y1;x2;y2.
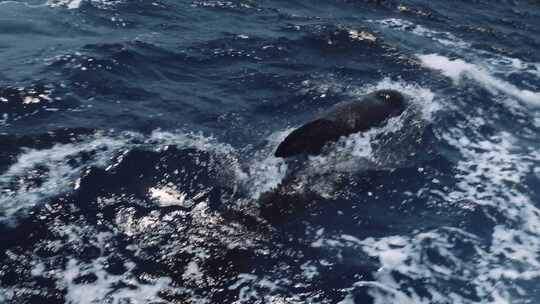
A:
1;0;540;303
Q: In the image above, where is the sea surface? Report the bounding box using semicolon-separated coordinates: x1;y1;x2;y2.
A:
1;0;540;303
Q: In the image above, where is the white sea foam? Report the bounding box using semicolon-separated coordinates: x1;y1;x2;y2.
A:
0;130;247;220
228;273;290;303
374;18;469;49
419;54;540;106
213;128;290;200
148;129;249;184
323;115;540;303
46;0;123;9
484;56;540;81
113;199;270;303
303;59;540;303
300;261;319;280
374;18;540;107
243;152;288;199
47;0;82;9
0;134;132;220
31;227;176;304
438;127;540;302
0;288;13;302
0;1;47;8
375;17;540;108
149;185;188;207
0;126;290;234
148;130;232;154
63;257;172;304
154;127;290;201
182;260;203;283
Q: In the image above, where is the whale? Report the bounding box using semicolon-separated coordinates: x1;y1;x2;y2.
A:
274;89;407;158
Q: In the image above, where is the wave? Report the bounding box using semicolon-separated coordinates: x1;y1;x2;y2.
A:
418;53;540;107
374;17;540;107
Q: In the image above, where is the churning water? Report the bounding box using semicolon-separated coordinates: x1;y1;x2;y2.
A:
1;1;540;303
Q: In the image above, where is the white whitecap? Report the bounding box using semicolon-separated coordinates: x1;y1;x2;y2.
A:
419;53;540;107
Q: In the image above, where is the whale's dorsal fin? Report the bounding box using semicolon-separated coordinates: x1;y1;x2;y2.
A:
274;119;348;158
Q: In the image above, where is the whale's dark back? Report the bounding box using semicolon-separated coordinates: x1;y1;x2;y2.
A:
274;90;406;158
274;119;349;157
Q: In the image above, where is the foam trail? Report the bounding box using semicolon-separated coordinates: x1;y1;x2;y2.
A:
419;54;540;107
306;77;540;303
349;127;540;303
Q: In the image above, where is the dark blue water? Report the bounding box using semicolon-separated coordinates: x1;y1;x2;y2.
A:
1;1;540;303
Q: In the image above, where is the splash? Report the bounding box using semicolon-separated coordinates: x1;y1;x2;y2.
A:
308;78;438;173
260;78;439;199
241;129;289;199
